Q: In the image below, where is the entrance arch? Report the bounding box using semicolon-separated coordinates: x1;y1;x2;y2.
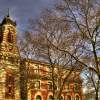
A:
75;95;80;100
49;95;54;100
36;95;42;100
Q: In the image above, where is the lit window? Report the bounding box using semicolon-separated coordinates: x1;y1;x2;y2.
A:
34;65;39;74
34;81;40;89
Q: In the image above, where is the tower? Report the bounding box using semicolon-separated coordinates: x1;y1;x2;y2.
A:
0;12;20;100
0;12;17;53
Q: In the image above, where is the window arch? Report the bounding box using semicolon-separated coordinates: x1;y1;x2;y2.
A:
67;95;71;100
49;95;54;100
36;95;41;100
7;29;13;43
75;95;79;100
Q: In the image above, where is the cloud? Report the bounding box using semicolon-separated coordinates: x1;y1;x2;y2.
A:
0;0;56;35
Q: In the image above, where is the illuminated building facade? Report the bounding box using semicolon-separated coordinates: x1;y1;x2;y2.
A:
0;14;83;100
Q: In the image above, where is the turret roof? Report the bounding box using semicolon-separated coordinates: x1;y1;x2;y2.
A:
0;14;16;26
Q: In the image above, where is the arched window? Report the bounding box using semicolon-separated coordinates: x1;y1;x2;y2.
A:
8;29;13;43
5;73;15;99
67;95;71;100
36;95;41;100
75;95;79;100
49;95;54;100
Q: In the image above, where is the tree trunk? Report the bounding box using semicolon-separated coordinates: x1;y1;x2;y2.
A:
20;59;28;100
95;91;99;100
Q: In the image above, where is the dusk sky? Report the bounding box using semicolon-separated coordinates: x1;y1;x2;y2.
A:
0;0;57;35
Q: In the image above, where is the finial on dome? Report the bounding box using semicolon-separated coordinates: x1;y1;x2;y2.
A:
0;8;16;26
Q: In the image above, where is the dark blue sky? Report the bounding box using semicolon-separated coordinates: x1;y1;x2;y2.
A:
0;0;57;35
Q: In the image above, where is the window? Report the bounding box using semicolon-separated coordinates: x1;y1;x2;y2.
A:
8;57;14;63
49;95;54;100
75;95;79;100
0;55;2;59
8;29;13;43
34;65;39;74
67;95;71;100
74;84;78;91
0;31;3;43
36;95;41;100
48;82;52;90
5;74;15;99
8;85;12;93
58;96;63;100
6;74;14;85
66;83;70;91
34;81;40;89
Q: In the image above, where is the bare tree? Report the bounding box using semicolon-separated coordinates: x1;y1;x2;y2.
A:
54;0;100;100
18;1;100;100
19;9;83;100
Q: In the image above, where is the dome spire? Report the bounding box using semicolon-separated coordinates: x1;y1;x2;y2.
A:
7;8;10;17
0;8;16;26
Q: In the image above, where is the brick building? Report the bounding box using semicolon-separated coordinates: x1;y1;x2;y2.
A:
0;14;83;100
